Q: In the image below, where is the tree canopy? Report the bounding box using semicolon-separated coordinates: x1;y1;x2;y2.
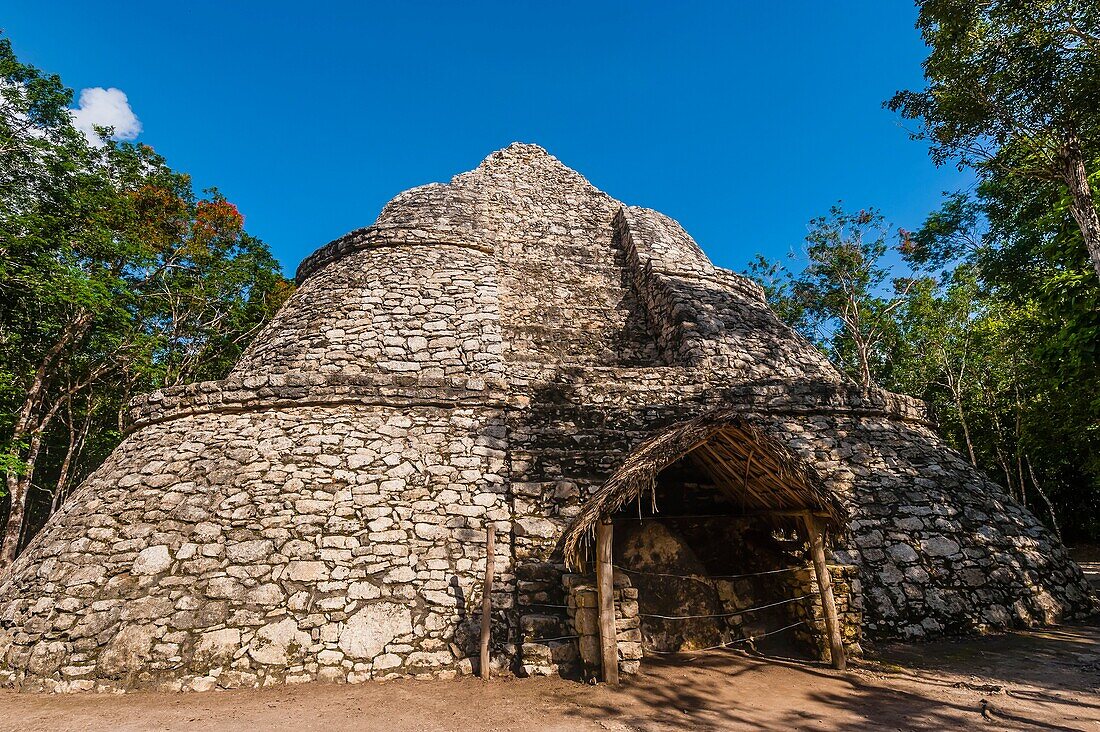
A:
0;36;292;569
888;0;1100;279
748;2;1100;541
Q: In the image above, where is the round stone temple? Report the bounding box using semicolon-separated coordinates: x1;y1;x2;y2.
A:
0;143;1091;692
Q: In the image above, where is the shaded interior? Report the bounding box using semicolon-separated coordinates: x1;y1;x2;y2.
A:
612;453;818;660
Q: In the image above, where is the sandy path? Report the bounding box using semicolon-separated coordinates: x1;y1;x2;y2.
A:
4;622;1098;732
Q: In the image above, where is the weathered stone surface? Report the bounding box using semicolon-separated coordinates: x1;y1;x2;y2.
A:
227;540;273;564
193;628;240;668
617;522;723;652
285;562;327;582
338;603;412;660
0;143;1092;692
249;618;310;666
27;641;66;677
921;537;961;558
97;624;156;677
132;546;171;575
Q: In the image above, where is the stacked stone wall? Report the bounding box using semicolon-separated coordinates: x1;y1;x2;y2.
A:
504;363;1091;674
762;413;1094;638
787;564;863;662
485;164;660;370
1;143;1092;693
126;374;507;431
616;206;842;381
236;245;503;381
562;573;642;678
294;182;489;282
0;404;510;691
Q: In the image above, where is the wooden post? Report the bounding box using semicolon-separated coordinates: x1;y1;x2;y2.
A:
595;520;619;685
803;513;846;671
480;522;495;680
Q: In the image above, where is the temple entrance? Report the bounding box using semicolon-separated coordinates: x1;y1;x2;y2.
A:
612;458;814;658
560;411;857;683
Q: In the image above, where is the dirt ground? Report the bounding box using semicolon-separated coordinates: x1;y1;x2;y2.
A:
3;620;1098;732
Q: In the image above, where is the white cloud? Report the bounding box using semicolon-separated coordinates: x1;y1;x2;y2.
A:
70;87;141;145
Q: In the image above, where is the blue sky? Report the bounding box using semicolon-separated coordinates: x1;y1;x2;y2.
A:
5;1;970;277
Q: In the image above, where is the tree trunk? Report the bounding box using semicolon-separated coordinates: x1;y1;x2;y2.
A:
1;388;70;571
11;312;92;440
1060;132;1100;280
0;421;51;570
13;428;47;552
985;395;1016;499
944;359;977;467
0;472;26;571
956;393;978;467
1013;386;1026;507
854;337;873;392
1;311;95;571
1025;458;1062;540
51;401;93;515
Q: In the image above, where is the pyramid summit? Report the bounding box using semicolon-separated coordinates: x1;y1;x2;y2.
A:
0;144;1092;691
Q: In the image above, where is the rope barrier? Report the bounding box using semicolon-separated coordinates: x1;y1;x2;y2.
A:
523;635;579;643
611;513;808;522
639;593;813;621
613;514;736;521
641;620;807;655
613;564;803;581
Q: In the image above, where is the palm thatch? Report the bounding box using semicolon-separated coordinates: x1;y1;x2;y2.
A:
560;409;847;569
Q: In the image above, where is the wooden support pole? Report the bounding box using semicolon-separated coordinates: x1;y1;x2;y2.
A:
480;522;495;680
595;520;619;685
803;513;846;671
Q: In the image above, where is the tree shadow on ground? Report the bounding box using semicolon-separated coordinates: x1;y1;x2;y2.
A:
562;623;1100;731
876;621;1100;691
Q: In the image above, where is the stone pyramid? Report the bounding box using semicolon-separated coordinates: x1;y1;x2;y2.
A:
0;144;1091;691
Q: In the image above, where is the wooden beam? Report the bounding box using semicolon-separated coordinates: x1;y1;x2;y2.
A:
611;509;832;522
693;447;745;506
595;520;619;685
742;448;755;492
480;522;495;680
766;509;833;519
700;443;769;508
803;513;846;671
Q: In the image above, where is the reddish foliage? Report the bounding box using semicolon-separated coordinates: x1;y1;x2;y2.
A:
192;200;244;245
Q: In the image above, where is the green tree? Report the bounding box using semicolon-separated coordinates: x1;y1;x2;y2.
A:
895;176;1099;540
747;205;914;390
0;36;292;569
892;267;983;466
888;0;1100;280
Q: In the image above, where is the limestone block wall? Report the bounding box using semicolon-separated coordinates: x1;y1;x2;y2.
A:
505;368;717;675
371;184;482;242
562;573;642;678
616;207;842;380
294;183;488;281
234;244;503;380
506;366;1092;677
0;402;510;691
760;412;1095;639
787;564;863;663
492;194;659;369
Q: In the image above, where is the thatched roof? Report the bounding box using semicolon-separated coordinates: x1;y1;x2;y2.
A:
560;409;847;569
